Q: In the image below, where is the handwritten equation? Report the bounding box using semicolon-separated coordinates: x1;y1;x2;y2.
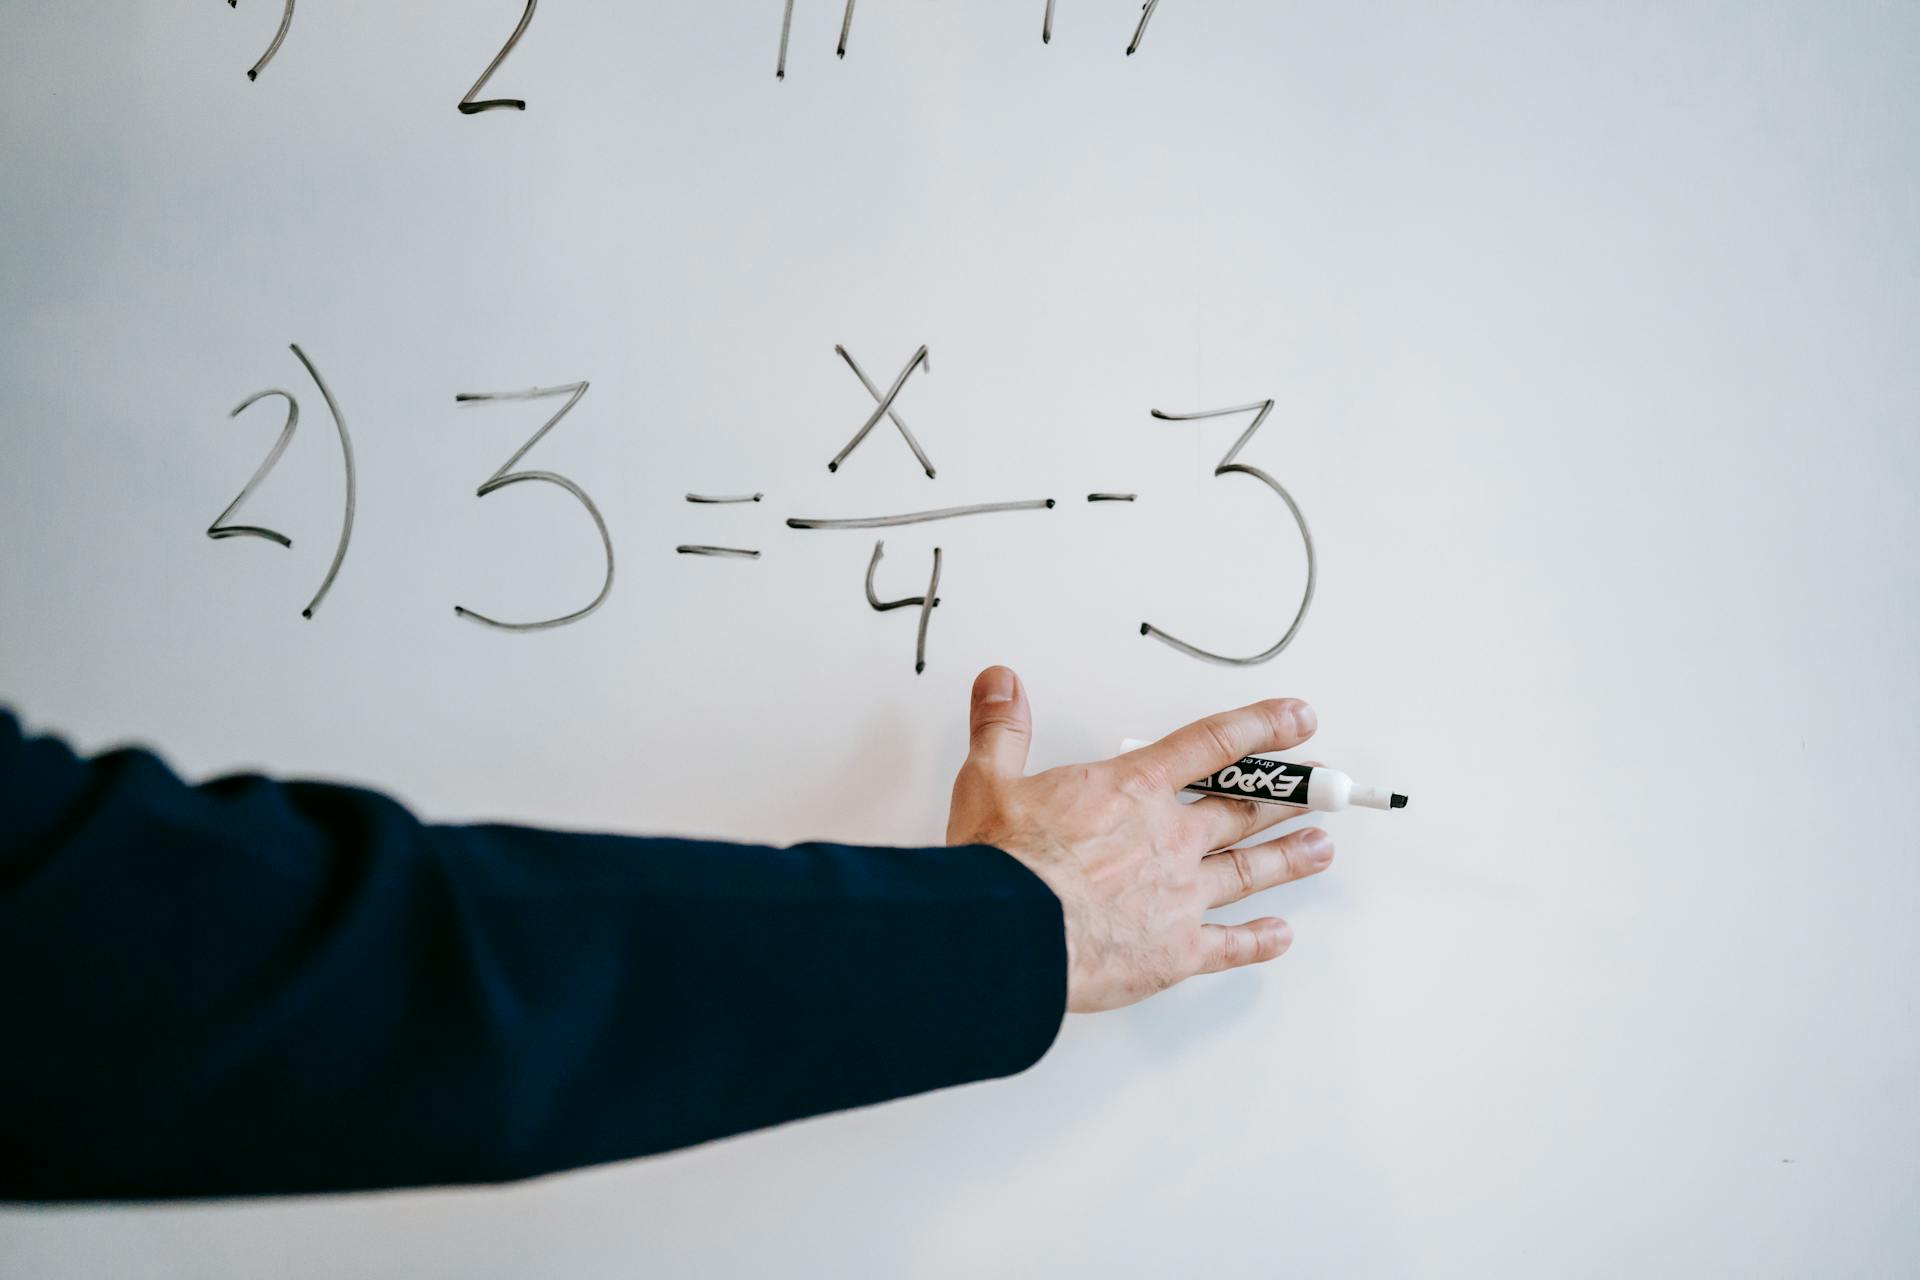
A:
205;341;1315;671
218;0;1177;100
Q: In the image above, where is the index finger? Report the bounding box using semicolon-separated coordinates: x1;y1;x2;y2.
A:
1124;699;1317;793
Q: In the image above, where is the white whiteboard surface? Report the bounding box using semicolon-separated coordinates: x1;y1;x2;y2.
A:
2;3;1917;1275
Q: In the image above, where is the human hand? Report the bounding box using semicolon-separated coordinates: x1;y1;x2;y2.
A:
947;666;1333;1013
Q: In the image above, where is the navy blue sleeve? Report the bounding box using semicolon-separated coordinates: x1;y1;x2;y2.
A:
0;710;1066;1200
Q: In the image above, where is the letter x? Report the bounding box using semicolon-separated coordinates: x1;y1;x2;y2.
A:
778;1;859;79
1042;0;1164;53
828;344;937;478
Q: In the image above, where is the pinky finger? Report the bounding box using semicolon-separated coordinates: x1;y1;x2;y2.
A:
1195;917;1294;976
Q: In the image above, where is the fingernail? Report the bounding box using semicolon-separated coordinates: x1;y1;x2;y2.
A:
1301;829;1335;868
1290;701;1317;734
1268;920;1295;952
976;667;1015;704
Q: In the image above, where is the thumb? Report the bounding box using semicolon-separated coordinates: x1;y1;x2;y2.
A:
967;665;1032;780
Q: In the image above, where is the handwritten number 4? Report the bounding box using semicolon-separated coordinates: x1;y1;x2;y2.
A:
453;381;615;632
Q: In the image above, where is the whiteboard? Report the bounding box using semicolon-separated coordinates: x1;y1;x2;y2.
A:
2;3;1917;1275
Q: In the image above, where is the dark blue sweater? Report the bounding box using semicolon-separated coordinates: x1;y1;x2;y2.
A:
0;710;1066;1200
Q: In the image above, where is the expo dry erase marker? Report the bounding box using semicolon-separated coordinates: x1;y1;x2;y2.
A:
1120;739;1407;814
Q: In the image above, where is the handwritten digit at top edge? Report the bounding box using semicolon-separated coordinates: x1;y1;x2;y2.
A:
1127;0;1161;55
459;0;537;113
243;0;296;82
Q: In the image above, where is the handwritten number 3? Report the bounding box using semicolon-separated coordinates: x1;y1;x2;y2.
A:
460;0;537;114
1141;399;1316;666
452;382;614;632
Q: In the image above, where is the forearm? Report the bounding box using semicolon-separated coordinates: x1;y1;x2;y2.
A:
0;713;1066;1200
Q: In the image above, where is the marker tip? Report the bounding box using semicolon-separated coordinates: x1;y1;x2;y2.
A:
1390;794;1408;809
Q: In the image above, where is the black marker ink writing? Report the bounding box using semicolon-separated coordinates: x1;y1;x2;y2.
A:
865;540;940;611
1158;397;1271;468
460;0;536;114
787;498;1054;530
828;345;931;475
1047;0;1161;53
1086;492;1137;503
235;0;296;82
915;547;942;674
452;381;614;631
863;541;943;673
1127;0;1162;55
836;345;936;478
208;389;299;548
776;1;858;78
1138;400;1316;665
289;344;357;620
682;489;760;561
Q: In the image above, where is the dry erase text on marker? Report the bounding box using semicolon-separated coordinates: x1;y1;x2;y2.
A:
1211;761;1307;802
1120;740;1408;814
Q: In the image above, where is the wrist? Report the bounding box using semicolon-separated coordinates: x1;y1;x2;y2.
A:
976;838;1087;1016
